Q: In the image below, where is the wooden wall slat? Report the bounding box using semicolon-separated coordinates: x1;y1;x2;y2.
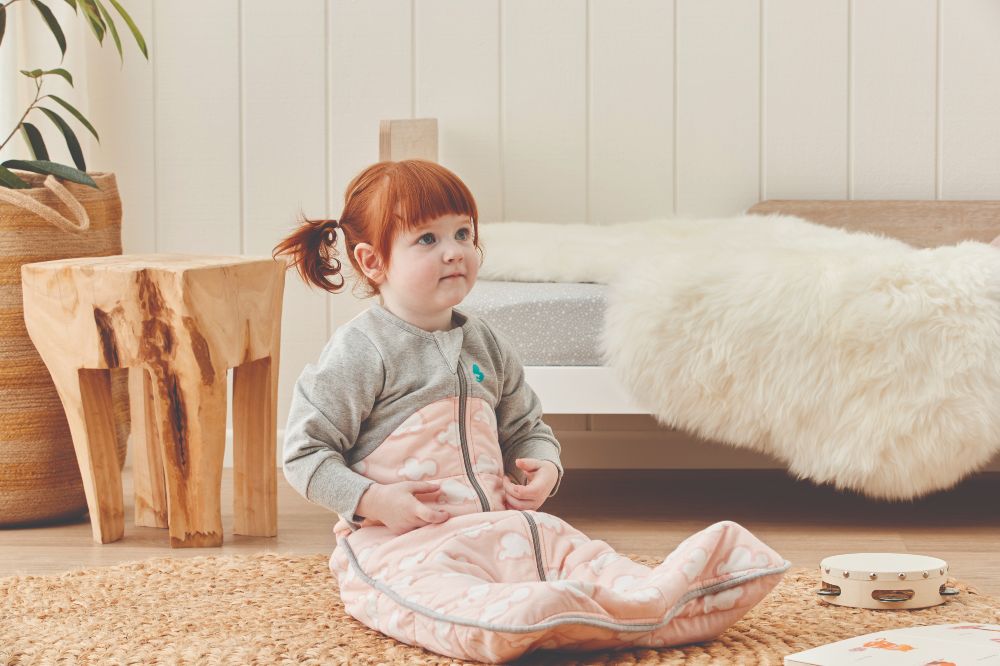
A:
764;0;848;199
502;0;587;223
243;0;329;425
941;0;1000;199
326;0;413;333
154;0;240;253
85;0;155;253
415;0;502;223
852;0;937;199
676;0;760;216
589;0;674;224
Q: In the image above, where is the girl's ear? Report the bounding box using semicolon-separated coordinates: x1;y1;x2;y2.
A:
354;242;386;285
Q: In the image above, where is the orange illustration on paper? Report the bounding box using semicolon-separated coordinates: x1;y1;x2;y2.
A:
862;638;915;652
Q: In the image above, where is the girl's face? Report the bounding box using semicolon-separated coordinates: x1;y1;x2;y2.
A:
361;213;480;330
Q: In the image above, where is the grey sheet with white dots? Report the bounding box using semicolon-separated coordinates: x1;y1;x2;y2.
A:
460;280;607;366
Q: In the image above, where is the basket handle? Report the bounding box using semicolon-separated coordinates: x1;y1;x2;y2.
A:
0;175;91;234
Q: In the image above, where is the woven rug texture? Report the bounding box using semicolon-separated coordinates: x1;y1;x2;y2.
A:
1;552;996;665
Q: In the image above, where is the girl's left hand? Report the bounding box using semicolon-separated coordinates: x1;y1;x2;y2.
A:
502;458;558;511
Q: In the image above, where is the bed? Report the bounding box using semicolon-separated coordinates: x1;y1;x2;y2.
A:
378;117;1000;417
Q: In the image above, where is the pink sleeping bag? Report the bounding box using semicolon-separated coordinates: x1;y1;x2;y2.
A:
330;397;789;663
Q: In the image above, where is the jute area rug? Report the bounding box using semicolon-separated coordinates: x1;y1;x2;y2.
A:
1;553;997;665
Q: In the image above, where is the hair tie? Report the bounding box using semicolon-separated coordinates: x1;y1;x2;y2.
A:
323;219;339;246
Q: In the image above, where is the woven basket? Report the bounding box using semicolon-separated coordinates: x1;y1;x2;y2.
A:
0;172;130;526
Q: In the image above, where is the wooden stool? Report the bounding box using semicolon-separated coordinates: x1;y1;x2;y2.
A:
20;255;285;547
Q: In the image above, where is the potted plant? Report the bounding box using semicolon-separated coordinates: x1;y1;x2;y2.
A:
0;0;146;187
0;0;147;527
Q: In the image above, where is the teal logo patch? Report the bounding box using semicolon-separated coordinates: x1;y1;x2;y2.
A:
472;363;485;383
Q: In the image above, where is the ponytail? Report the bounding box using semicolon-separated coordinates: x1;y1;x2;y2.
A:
272;215;346;293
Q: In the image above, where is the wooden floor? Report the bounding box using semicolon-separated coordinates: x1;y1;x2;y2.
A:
2;468;998;597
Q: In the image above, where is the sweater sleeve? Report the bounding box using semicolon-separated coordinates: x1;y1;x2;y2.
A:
485;320;564;496
282;325;384;520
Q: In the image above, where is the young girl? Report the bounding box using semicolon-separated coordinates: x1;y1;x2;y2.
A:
274;160;788;663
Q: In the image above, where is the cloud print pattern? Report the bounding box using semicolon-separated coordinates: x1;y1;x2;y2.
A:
331;399;789;663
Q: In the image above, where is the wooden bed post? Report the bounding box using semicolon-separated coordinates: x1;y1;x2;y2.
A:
379;118;439;163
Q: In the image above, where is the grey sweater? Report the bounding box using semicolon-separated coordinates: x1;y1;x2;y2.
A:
282;303;564;523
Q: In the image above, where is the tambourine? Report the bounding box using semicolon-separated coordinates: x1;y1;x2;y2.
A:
816;553;960;610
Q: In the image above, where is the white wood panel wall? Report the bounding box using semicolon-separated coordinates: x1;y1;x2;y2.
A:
416;0;502;225
241;0;330;434
852;0;937;199
764;0;847;200
83;0;155;255
676;0;760;215
503;1;588;223
327;0;412;336
154;1;241;254
589;0;674;224
940;0;1000;198
8;0;1000;469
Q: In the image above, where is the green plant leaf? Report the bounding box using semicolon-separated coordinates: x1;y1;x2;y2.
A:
42;68;74;86
38;107;86;171
31;0;67;58
20;123;50;160
79;0;105;44
105;0;146;59
20;68;74;85
0;166;31;189
1;160;96;188
94;1;122;62
1;6;7;51
63;0;78;12
46;95;98;140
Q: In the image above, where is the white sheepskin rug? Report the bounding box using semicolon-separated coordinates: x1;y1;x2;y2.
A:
478;216;1000;499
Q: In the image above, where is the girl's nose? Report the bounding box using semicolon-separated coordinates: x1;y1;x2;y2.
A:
442;241;463;262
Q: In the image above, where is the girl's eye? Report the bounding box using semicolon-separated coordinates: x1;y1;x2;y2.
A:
456;228;471;241
417;233;436;245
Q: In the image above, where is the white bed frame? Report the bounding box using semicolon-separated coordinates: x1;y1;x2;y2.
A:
379;117;1000;416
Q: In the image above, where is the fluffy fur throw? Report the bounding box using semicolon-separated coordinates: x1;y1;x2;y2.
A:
478;216;1000;499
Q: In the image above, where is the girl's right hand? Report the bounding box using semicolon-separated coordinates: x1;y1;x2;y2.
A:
356;481;451;535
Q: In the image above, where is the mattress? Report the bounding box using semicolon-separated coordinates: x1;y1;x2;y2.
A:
460;280;607;366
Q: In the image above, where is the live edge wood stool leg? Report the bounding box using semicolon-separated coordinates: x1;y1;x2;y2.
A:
21;255;285;547
131;367;167;529
230;255;283;538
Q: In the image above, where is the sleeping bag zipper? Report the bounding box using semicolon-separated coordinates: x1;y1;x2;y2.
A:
457;359;490;512
521;511;547;581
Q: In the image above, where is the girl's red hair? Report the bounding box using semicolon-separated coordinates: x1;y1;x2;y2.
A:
273;160;481;296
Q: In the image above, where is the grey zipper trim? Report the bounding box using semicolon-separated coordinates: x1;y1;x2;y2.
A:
339;535;791;634
457;359;490;512
521;511;546;581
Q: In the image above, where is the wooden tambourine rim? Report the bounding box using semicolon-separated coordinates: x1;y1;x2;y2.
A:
817;553;957;610
821;552;948;582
